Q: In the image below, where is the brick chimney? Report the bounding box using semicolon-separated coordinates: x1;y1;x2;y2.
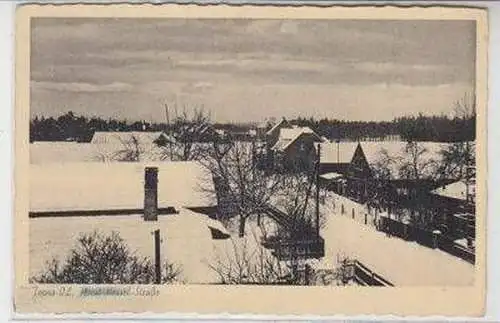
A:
144;167;159;221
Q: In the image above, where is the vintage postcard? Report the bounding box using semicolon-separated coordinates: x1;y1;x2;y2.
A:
14;3;488;317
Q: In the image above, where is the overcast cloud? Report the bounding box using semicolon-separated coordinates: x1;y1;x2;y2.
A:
30;18;476;122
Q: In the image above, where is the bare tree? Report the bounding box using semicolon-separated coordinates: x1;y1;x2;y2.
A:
438;93;476;181
398;141;438;181
273;172;325;240
201;140;284;237
112;134;145;162
31;230;182;284
161;104;213;162
370;148;395;181
206;229;295;285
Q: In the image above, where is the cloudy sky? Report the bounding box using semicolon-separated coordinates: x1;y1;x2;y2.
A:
31;18;476;123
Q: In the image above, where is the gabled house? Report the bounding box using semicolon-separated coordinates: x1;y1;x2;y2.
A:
319;141;372;201
270;126;324;171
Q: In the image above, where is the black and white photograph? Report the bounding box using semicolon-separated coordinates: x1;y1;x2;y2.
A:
13;4;488;316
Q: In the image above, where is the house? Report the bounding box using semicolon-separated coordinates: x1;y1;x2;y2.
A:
430;180;476;241
319;141;469;207
319;141;372;201
270;126;324;171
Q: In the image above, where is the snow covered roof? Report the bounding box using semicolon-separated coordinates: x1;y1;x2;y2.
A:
30;161;216;213
90;131;168;145
320;172;344;180
265;119;291;136
361;141;450;180
30;208;229;284
30;141;167;163
272;126;322;151
320;142;359;164
30;142;102;163
431;180;473;201
360;141;445;164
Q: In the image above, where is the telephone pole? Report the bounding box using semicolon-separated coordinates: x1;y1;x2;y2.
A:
154;229;161;284
316;143;321;238
165;103;174;159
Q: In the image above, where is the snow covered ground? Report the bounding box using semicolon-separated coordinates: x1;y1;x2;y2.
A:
318;193;475;286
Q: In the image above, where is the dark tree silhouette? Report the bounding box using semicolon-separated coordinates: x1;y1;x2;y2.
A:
31;231;182;284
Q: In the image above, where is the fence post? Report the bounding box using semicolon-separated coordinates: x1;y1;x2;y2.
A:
352;208;355;219
403;222;409;240
341;204;345;215
432;230;441;249
364;213;367;225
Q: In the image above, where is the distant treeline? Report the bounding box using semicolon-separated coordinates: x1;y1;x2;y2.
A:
290;113;475;142
30;111;475;143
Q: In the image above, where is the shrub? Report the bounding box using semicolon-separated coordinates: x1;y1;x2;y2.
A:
31;230;182;284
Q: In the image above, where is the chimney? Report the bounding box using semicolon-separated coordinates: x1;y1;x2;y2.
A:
144;167;159;221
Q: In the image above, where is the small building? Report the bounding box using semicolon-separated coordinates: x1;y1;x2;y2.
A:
319;141;372;202
270;126;324;172
430;180;476;240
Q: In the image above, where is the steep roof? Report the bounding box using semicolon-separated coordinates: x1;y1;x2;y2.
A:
30;161;216;213
272;126;323;152
265;118;292;136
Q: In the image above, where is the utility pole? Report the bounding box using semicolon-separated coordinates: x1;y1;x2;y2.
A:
165;103;174;160
316;143;321;238
154;229;161;284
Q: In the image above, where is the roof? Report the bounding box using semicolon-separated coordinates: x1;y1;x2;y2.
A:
30;161;216;213
90;131;168;145
319;142;359;164
30;140;169;163
30;208;228;284
272;126;322;151
320;141;473;180
360;141;450;179
265;119;291;136
31;142;103;163
431;180;474;201
320;172;344;180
